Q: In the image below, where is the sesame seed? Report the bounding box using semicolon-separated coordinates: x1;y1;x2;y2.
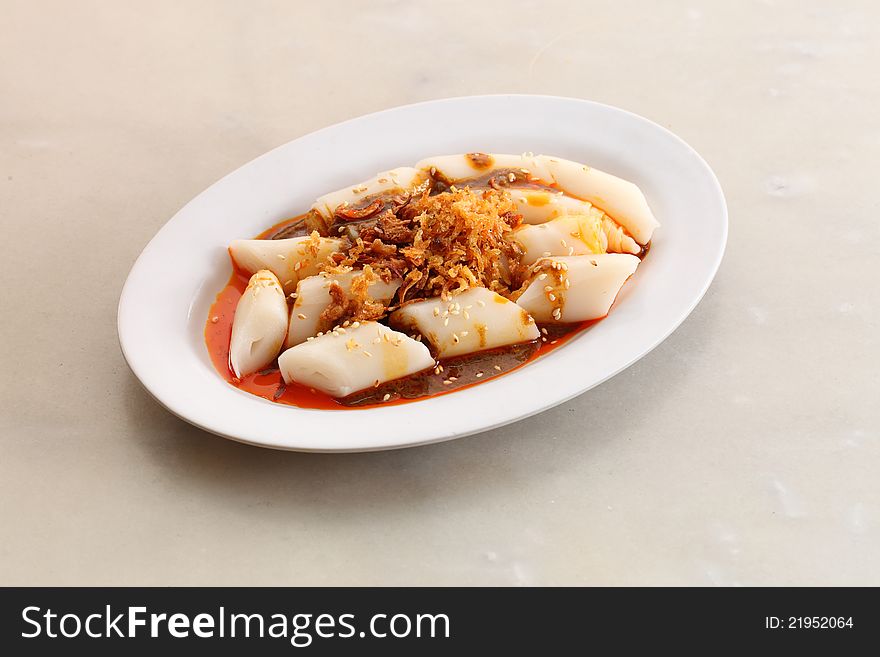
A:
363;351;373;358
297;313;307;320
494;365;502;371
351;321;360;328
544;285;553;292
560;239;568;248
306;336;314;342
542;337;548;342
477;300;486;307
564;279;571;289
443;318;449;326
294;261;302;271
342;320;350;327
541;328;548;335
382;393;391;402
433;307;440;317
463;311;469;320
568;247;575;256
452;334;460;344
336;327;346;334
443;380;452;385
210;316;219;323
316;332;323;337
460;331;469;337
550;339;558;344
373;337;382;344
438;365;444;372
548;293;556;301
539;273;548;281
508;172;516;182
552;308;562;320
449;376;458;381
374;379;380;388
476;372;483;378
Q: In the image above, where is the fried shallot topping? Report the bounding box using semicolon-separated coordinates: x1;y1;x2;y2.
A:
321;187;525;303
317;266;388;331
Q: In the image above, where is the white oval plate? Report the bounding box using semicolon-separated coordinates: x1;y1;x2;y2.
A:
118;95;726;452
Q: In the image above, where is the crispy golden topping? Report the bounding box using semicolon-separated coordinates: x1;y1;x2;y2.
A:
316;267;388;331
322;187;525;303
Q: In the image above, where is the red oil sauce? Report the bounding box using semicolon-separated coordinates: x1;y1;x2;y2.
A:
205;256;600;410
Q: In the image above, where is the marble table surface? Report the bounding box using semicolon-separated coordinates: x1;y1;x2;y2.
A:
1;0;877;585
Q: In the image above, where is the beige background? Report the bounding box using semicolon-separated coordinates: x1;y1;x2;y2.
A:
1;0;878;585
